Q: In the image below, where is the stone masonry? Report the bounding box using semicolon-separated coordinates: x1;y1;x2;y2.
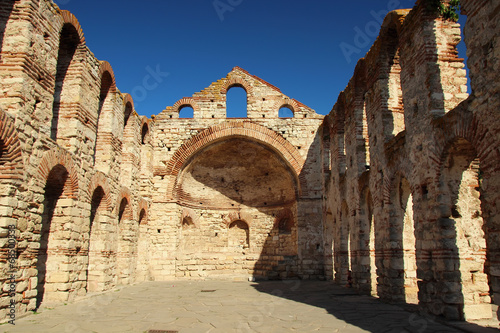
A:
0;0;498;326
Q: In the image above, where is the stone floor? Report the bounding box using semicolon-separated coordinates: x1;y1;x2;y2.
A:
1;280;498;333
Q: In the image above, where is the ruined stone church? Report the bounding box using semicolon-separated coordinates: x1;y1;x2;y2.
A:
0;0;498;324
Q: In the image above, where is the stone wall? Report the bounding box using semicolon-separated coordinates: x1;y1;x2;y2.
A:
323;0;500;322
0;1;325;322
149;67;325;281
0;0;498;326
0;0;147;321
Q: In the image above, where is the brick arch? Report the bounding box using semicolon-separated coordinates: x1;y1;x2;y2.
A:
273;208;294;229
353;58;367;97
181;208;200;228
98;61;117;93
173;98;200;113
140;117;151;145
381;9;408;37
87;171;112;212
429;107;499;181
0;108;23;181
138;198;149;225
274;98;300;115
60;10;85;45
116;187;133;220
122;93;135;112
383;170;414;206
37;148;79;199
358;170;370;193
164;121;307;199
222;211;253;227
220;77;253;95
333;92;347;174
383;153;412;205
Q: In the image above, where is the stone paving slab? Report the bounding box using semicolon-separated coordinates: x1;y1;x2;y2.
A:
0;280;495;333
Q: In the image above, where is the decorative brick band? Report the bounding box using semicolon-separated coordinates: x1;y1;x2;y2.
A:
87;171;112;212
37;148;79;199
60;10;86;45
0;108;23;181
164;121;307;200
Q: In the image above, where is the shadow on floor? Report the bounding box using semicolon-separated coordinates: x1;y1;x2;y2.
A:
252;280;498;333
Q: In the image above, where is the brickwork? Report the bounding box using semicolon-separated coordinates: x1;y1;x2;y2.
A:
323;0;500;323
0;0;498;327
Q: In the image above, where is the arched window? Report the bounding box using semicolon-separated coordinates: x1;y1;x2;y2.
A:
139;208;147;225
51;24;80;141
90;186;104;226
279;106;294;118
37;164;69;309
141;123;149;145
182;216;194;229
438;138;490;319
98;71;113;118
278;217;292;234
94;70;114;166
118;197;129;223
179;106;194;119
226;86;247;118
87;186;105;293
124;102;133;128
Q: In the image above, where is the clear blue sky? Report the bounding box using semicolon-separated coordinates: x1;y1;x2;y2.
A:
56;0;467;118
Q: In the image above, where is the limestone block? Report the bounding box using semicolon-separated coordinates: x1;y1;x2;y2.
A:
46;272;70;283
464;304;492;321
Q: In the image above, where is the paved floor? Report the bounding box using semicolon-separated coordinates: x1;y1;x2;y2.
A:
0;280;496;333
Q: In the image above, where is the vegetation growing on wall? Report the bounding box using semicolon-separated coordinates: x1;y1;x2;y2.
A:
428;0;460;21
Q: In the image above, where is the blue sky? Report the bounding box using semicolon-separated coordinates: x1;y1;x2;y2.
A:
56;0;467;118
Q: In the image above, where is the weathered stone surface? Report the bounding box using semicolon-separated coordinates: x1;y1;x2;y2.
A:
0;0;498;329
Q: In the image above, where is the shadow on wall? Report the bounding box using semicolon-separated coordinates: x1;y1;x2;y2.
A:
252;130;325;280
0;1;15;62
174;137;301;278
174;130;324;280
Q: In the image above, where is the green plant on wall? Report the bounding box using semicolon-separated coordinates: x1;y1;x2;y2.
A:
428;0;460;21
